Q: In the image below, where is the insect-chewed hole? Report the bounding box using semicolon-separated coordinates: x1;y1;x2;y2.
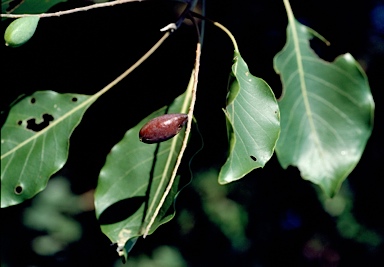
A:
17;120;22;125
26;114;54;132
250;155;257;161
14;185;23;195
30;97;36;104
72;97;78;102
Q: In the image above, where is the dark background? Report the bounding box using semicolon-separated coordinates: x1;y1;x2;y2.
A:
1;0;383;266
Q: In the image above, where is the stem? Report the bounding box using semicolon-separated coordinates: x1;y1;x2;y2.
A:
282;0;294;26
174;0;198;29
143;14;201;238
1;32;170;161
199;0;206;46
142;10;201;238
213;22;239;53
1;0;144;18
93;31;170;99
143;41;201;238
283;0;329;46
189;12;239;53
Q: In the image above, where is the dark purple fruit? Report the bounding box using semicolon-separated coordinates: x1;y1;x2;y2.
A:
139;113;188;144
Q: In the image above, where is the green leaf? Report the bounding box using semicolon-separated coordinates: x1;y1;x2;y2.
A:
273;19;374;197
2;0;67;16
94;93;188;259
4;16;39;47
1;91;95;208
218;52;280;184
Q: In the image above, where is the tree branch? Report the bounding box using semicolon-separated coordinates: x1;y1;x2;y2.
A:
1;0;144;18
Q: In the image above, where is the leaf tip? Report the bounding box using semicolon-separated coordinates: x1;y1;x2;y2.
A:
314;174;346;199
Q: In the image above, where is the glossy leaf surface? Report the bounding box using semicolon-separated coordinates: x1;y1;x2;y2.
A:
1;91;94;207
274;19;374;196
94;93;188;258
219;52;280;184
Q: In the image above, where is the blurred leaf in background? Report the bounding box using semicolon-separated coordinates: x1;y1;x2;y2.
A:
114;245;187;267
194;169;250;252
22;176;88;256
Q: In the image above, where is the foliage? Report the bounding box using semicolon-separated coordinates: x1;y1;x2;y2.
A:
95;92;190;257
1;91;94;207
274;19;374;197
219;51;280;184
0;0;375;262
1;0;67;16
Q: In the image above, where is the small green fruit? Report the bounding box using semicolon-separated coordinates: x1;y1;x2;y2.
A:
4;16;40;47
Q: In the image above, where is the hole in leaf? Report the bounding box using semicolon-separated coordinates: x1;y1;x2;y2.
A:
250;155;257;161
309;37;333;62
17;120;22;125
14;185;23;195
30;98;36;104
98;196;145;225
72;97;78;102
26;114;54;132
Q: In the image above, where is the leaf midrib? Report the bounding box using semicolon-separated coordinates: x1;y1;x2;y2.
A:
1;94;96;160
290;21;324;159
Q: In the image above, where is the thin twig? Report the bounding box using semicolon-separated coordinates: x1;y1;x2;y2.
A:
213;22;239;52
138;2;201;237
190;11;239;52
1;0;143;18
143;41;201;238
1;31;171;161
93;31;170;99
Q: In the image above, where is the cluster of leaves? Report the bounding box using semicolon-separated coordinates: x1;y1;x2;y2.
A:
1;0;374;261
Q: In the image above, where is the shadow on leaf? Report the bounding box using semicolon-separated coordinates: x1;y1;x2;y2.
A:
98;196;145;225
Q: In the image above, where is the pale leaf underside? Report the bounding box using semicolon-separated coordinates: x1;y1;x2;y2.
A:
274;20;374;196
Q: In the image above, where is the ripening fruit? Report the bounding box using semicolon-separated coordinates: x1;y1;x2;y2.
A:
139;113;188;144
4;16;40;47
